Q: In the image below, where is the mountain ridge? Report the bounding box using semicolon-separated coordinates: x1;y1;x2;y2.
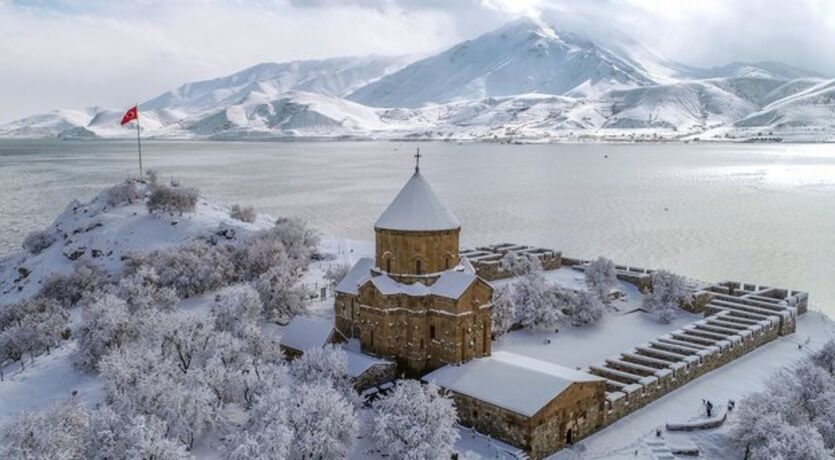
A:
2;18;832;142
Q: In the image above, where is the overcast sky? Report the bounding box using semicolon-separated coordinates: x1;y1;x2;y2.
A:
1;0;833;123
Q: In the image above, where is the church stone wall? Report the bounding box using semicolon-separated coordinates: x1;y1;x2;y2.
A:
375;228;460;275
449;381;605;460
356;295;492;375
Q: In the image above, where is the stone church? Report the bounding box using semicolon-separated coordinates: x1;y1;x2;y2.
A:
334;159;494;376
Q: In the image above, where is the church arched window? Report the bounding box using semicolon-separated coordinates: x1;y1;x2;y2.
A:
386;258;392;273
415;259;422;275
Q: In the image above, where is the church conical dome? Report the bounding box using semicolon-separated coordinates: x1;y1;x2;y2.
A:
374;171;461;232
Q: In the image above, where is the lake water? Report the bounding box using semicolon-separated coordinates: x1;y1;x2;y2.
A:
1;140;834;313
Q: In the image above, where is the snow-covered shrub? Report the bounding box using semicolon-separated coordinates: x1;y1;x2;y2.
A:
642;270;692;323
147;184;198;216
230;204;257;223
74;294;137;372
566;289;605;327
289;383;358;459
372;380;459;460
0;297;68;365
255;266;310;322
116;266;178;313
0;399;89;460
491;284;516;337
585;257;617;302
324;262;351;289
290;345;353;395
22;229;56;254
39;260;110;308
125;242;236;298
105;179;144;207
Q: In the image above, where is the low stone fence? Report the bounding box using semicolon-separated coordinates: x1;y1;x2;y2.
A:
461;243;561;281
597;307;785;426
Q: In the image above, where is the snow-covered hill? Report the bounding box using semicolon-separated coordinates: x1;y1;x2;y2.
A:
1;18;832;142
0;181;272;306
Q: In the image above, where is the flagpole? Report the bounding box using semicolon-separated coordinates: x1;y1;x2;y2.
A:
136;104;143;179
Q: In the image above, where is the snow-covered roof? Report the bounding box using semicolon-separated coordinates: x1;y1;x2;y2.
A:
345;350;390;378
430;271;478;299
335;257;479;300
423;351;603;417
280;317;334;352
334;257;374;295
458;256;476;275
364;271;478;300
374;171;461;232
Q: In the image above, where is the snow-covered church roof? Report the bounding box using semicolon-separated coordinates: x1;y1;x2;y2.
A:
374;171;461;232
424;351;603;417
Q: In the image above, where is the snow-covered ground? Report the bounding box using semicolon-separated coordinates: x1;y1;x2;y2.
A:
1;181;832;459
553;311;835;460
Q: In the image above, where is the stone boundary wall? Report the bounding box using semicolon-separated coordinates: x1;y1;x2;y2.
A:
461;243;561;281
599;309;782;425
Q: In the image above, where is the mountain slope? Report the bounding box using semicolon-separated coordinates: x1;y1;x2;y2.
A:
348;17;655;108
1;18;834;142
143;55;412;113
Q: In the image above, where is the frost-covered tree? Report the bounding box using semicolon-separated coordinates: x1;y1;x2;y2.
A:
116;266;178;313
585;257;618;302
212;284;262;335
643;270;692;324
566;289;605;327
290;345;353;396
75;294;137;372
147;184;199;216
324;263;351;290
499;251;540;277
85;406;192;460
232;219;317;282
0;399;89;460
812;340;835;376
491;284;516;337
39;260;110;308
372;380;459;460
230;204;257;223
273;217;320;264
733;361;835;457
255;266;310;322
0;297;68;365
289;383;358;459
125;242;236;298
22;229;56;254
508;256;550;330
226;369;294;459
100;343;217;449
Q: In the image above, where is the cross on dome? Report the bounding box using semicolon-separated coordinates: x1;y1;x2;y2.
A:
414;148;422;173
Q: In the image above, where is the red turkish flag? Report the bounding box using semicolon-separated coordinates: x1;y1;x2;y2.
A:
120;106;138;126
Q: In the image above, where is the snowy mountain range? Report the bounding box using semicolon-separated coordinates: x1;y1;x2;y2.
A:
2;17;833;142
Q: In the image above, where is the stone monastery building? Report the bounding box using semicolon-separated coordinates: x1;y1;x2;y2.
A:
334;160;494;376
334;159;607;458
317;155;807;459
